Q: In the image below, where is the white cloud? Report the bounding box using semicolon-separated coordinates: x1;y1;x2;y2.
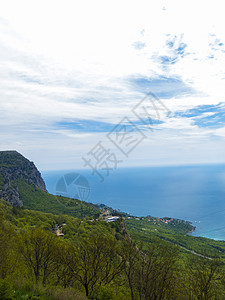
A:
0;0;225;168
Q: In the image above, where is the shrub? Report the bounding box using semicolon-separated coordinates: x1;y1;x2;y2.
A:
0;279;14;300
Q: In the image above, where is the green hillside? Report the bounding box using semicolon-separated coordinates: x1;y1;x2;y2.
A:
126;217;225;259
0;151;31;168
0;150;100;219
1;151;225;299
16;179;100;219
1;198;225;299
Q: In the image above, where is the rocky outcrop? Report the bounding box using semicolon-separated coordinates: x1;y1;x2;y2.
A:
0;151;47;206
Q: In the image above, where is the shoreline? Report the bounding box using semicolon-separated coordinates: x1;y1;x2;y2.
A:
187;226;196;235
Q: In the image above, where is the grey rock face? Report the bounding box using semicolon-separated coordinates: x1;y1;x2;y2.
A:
0;151;47;206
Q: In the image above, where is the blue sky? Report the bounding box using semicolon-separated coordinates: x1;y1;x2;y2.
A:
0;0;225;170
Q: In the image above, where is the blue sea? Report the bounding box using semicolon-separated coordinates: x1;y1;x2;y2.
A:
41;164;225;241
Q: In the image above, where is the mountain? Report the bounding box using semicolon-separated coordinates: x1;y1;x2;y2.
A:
0;150;100;218
1;151;225;299
0;150;46;206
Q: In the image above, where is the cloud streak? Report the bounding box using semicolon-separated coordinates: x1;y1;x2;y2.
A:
0;0;225;169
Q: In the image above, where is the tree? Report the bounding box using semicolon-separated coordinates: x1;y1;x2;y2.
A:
121;238;178;300
0;280;14;300
0;220;18;280
18;228;59;284
120;238;142;300
54;241;79;288
69;231;124;297
188;253;223;300
135;241;178;300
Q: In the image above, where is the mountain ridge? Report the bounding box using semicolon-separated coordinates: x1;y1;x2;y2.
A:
0;150;47;206
0;150;100;219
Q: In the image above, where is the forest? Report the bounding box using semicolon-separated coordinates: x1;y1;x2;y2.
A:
1;199;225;300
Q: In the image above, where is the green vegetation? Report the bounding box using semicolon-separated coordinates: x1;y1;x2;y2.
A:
126;217;225;258
16;180;100;219
0;173;4;189
0;199;126;299
0;150;99;219
2;151;225;298
0;151;29;168
1;198;225;299
0;148;225;299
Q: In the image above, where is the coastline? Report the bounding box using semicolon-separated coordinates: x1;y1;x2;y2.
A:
187;225;196;235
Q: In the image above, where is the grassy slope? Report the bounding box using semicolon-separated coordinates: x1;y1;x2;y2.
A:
0;199;119;241
126;217;225;259
0;150;30;168
16;179;100;219
0;199;122;299
14;179;225;260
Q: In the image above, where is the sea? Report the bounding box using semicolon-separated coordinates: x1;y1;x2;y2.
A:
41;164;225;241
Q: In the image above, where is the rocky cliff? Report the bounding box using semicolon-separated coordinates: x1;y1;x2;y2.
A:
0;151;47;206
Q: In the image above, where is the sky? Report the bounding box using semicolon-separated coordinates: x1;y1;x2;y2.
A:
0;0;225;172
